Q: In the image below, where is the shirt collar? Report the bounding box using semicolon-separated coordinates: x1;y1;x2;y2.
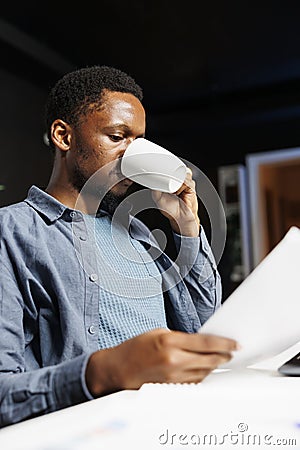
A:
25;186;162;250
24;185;134;225
24;185;71;223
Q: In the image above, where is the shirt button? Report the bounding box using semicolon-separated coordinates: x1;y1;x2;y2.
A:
79;235;87;241
89;273;98;282
88;325;96;335
70;211;77;218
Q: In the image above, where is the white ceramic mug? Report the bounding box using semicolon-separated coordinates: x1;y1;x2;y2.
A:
120;138;187;193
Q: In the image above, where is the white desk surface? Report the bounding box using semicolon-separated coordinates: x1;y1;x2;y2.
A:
1;341;300;450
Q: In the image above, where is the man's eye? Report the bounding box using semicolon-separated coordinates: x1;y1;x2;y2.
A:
109;135;123;142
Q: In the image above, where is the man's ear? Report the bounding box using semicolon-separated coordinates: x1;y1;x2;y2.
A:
51;119;72;151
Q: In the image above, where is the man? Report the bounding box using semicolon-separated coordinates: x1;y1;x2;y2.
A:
0;65;239;427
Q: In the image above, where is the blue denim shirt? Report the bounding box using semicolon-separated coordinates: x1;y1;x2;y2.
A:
0;185;221;427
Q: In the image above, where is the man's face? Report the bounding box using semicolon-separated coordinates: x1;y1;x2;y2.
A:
67;90;146;199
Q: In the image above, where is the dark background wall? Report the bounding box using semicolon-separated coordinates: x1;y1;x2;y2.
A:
0;68;51;206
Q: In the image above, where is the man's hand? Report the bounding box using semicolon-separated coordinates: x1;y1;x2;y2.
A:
85;328;239;397
151;168;200;237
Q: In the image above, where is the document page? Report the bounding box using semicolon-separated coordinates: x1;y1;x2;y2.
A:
199;226;300;368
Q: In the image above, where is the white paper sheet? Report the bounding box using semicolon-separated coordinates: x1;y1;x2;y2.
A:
199;226;300;368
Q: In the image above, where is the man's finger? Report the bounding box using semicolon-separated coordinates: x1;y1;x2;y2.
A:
165;331;240;354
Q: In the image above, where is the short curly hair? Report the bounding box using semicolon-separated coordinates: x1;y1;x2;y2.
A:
44;65;143;149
